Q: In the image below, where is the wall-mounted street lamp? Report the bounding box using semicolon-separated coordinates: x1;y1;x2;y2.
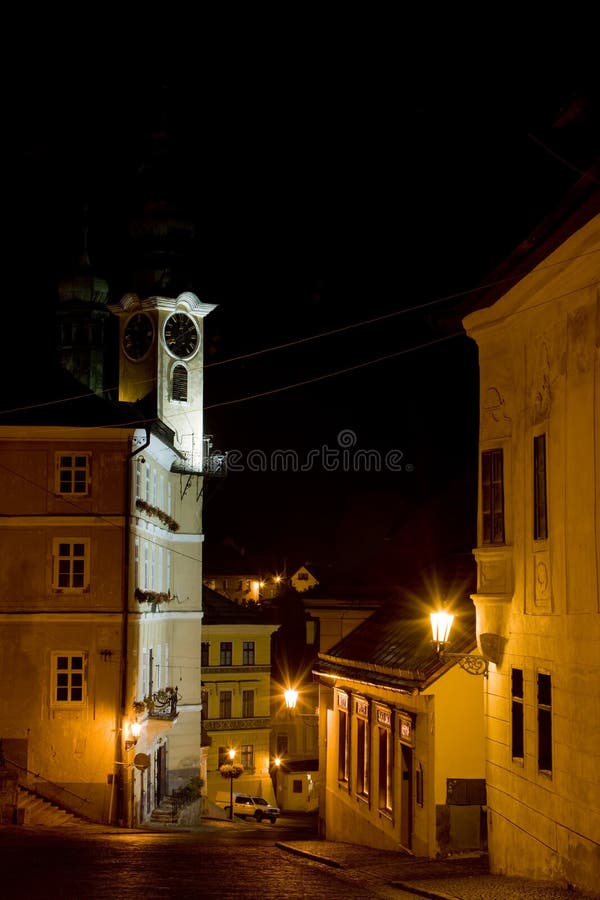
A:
125;720;142;751
284;689;299;710
430;610;489;678
283;687;319;724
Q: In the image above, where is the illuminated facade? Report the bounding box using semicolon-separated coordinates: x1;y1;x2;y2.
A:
0;289;216;826
463;208;600;894
315;589;486;856
201;587;279;807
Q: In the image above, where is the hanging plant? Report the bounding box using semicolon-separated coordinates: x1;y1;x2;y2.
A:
135;498;180;532
132;700;146;715
219;763;244;779
135;587;172;604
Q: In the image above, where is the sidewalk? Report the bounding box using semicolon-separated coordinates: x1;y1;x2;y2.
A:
275;839;597;900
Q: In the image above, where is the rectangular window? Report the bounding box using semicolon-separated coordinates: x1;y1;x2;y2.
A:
155;644;162;690
141;649;148;698
52;653;86;705
219;691;232;719
145;464;150;502
135;459;142;499
157;546;163;592
276;734;288;757
378;727;393;812
220;642;232;666
338;708;349;782
533;434;548;540
56;453;90;495
134;537;140;588
53;540;88;590
143;542;149;589
416;763;424;807
201;642;210;667
242;690;254;718
356;716;370;797
241;744;254;771
482;449;505;543
292;779;303;794
201;689;209;720
537;673;552;773
218;746;229;768
242;641;255;665
511;668;524;759
150;542;156;589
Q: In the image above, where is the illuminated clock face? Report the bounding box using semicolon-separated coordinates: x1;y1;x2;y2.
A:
123;313;154;361
163;313;199;359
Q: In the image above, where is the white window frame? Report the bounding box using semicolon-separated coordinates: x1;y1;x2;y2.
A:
52;539;90;591
51;651;87;707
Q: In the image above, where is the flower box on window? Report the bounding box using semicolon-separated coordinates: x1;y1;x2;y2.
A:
135;498;180;532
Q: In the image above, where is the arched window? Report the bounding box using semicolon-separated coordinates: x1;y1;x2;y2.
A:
172;365;188;401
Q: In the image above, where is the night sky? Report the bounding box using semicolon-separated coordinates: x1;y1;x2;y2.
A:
8;43;599;588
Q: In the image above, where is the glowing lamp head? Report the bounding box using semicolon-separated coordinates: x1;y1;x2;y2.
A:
430;610;454;648
130;721;142;739
228;748;236;761
284;688;298;710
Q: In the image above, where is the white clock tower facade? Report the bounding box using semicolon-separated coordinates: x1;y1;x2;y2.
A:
110;290;215;824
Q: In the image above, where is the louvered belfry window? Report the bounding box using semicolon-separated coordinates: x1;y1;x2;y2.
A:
172;365;188;401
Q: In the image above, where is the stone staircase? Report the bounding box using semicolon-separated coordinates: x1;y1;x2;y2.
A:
17;785;94;827
150;797;178;824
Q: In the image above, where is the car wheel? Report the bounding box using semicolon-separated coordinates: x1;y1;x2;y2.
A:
270;817;277;824
255;811;263;822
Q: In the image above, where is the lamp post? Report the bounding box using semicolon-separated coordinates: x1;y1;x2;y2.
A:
430;609;489;677
273;755;281;804
228;748;236;820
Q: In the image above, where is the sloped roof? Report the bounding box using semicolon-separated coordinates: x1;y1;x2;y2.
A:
316;554;477;689
202;585;278;625
0;362;146;429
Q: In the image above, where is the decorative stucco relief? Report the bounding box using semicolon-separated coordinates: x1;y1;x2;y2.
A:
567;306;592;375
530;340;552;424
531;550;552;612
481;386;512;438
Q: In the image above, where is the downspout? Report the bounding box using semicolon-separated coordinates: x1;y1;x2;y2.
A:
116;426;151;826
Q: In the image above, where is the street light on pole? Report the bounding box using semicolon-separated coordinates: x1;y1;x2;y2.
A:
228;748;236;820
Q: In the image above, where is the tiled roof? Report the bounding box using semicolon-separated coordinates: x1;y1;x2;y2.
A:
0;363;146;429
317;555;478;689
201;585;278;625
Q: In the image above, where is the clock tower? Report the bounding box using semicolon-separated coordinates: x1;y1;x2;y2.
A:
110;291;216;469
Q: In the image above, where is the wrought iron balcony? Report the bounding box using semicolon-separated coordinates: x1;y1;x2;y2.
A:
146;687;179;720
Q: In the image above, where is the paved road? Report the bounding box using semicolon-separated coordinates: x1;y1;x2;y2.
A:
1;818;595;900
0;821;393;900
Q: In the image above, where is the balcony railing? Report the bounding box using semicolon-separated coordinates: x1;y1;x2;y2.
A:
146;687;179;720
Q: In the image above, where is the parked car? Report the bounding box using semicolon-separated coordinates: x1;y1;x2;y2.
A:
251;796;280;823
214;791;256;818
